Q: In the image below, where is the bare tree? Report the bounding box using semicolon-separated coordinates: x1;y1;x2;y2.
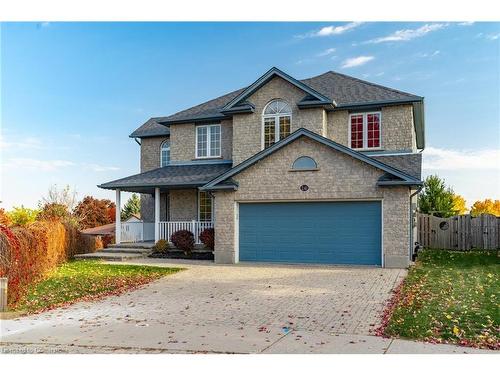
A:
39;185;78;211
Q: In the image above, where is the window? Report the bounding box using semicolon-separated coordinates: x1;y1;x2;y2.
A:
349;112;381;149
263;99;292;149
198;191;213;221
196;124;221;158
160;140;170;167
292;156;317;170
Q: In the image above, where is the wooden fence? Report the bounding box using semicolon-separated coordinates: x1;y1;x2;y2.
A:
417;213;500;250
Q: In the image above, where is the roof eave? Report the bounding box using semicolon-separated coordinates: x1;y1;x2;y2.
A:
377;180;423;187
158;115;228;126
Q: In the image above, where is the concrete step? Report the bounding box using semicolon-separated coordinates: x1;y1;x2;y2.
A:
107;242;154;249
74;252;145;261
100;247;151;254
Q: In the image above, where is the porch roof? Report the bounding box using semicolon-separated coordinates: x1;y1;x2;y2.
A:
98;162;232;194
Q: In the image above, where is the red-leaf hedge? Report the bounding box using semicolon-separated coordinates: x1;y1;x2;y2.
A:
0;221;97;307
199;228;214;250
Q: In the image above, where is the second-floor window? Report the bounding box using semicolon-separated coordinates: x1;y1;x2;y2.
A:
262;99;292;149
349;112;381;149
196;124;221;158
160;140;170;166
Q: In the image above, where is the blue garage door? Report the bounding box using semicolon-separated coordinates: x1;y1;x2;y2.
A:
239;201;381;266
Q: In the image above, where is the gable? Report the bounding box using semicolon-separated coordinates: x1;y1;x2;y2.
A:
222;67;333;112
201;128;422;191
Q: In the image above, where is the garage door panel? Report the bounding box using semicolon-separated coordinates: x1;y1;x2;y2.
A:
239;201;381;266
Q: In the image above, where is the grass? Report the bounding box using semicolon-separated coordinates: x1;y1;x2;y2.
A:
14;260;182;314
381;249;499;349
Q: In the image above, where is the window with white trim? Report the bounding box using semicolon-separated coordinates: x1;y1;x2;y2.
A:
262;99;291;149
196;124;221;158
349;112;381;149
160;140;170;167
198;191;213;222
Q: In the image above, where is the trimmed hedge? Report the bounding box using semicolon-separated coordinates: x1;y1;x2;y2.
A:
0;220;96;307
199;228;214;250
170;230;195;255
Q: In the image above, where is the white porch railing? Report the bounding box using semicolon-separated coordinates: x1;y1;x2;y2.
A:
159;221;214;244
121;222;155;243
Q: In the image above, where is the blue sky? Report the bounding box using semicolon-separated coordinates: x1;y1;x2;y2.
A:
1;22;499;209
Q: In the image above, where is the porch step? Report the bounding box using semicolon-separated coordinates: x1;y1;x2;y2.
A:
100;247;151;255
107;242;154;249
74;251;145;261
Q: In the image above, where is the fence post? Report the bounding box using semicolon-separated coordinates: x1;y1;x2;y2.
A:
0;278;7;312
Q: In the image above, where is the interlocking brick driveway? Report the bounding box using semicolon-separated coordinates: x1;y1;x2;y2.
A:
1;261;406;353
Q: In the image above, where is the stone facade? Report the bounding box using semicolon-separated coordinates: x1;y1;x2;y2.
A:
380;105;416;152
232;76;328;165
169;189;198;221
169;120;233;162
213;137;411;268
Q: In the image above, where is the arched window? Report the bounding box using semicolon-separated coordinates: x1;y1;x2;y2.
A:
263;99;292;149
160;140;170;167
292;156;317;170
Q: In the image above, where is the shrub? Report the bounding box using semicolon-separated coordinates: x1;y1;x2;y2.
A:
101;234;114;248
37;203;70;221
0;208;12;226
170;230;195;255
0;220;97;307
7;206;40;226
199;228;214;250
152;239;169;254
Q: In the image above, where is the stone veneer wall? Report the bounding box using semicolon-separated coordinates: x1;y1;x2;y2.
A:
169;120;233;162
232;76;327;165
213;137;411;268
326;105;416;152
169;189;198;220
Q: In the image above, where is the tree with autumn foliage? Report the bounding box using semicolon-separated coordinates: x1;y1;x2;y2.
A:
470;199;500;217
452;194;468;215
73;196;116;229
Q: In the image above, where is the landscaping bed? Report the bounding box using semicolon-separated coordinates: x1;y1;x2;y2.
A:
149;250;214;261
13;260;182;314
377;249;499;349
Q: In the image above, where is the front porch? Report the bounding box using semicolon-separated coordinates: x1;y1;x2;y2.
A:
119;219;214;244
98;162;232;245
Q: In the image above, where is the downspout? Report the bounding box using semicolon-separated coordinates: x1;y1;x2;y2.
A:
409;185;423;261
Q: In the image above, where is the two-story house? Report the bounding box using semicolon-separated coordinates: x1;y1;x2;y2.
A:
99;67;424;268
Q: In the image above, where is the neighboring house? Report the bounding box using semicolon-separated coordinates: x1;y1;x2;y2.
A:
100;67;424;268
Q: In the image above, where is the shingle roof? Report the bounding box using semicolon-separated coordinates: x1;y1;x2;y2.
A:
370;153;422;180
98;162;233;193
144;70;422;127
129;117;171;138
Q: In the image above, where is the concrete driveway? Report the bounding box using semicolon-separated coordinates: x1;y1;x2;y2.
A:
0;260;490;354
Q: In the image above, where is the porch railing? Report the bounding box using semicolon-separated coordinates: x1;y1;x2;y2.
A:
159;220;214;244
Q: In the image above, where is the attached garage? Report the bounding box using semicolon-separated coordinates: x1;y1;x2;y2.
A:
239;201;382;266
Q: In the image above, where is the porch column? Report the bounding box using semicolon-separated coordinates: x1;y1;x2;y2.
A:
115;189;121;244
154;187;160;242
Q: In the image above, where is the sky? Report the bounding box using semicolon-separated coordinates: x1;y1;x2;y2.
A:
1;22;499;210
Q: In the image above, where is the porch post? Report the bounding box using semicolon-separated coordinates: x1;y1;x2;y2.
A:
115;189;121;244
154;187;160;242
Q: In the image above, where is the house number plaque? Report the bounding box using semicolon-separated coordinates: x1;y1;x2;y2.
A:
300;184;309;192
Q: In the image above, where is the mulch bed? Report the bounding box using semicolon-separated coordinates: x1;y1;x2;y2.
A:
149;251;214;261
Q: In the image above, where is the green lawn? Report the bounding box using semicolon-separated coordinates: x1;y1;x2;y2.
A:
382;249;499;349
14;260;182;314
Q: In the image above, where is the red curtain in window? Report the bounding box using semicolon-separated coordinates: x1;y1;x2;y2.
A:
367;114;380;148
350;115;364;148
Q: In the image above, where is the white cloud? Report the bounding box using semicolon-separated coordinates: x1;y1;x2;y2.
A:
458;21;475;26
416;50;440;58
4;158;75;171
366;23;447;44
341;55;374;68
486;33;500;41
423;147;500;171
82;163;120;172
0;135;44;150
317;48;336;57
297;22;362;39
